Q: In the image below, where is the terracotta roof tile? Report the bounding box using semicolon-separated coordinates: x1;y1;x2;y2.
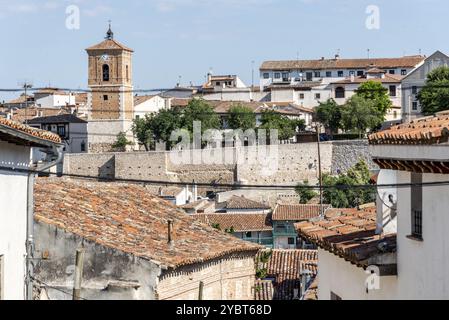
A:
256;249;318;300
86;39;133;52
260;56;424;71
0;118;62;144
369;112;449;145
295;205;397;267
225;196;271;210
34;178;261;269
192;213;272;232
272;204;330;221
254;280;274;300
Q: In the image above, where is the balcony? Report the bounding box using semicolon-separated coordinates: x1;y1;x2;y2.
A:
273;225;297;237
242;237;274;248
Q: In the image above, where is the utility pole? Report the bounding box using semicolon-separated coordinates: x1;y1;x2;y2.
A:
251;60;255;88
20;82;33;125
73;248;85;300
316;124;324;217
198;281;204;300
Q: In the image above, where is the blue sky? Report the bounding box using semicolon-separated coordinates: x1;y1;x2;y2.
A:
1;0;448;101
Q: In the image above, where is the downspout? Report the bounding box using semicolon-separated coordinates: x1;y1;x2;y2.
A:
26;144;64;300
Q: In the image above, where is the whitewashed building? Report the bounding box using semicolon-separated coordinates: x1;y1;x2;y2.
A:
0;118;62;300
133;95;170;120
401;51;449;121
297;111;449;299
34;88;76;109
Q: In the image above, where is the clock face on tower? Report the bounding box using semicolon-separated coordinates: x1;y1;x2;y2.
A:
100;54;110;61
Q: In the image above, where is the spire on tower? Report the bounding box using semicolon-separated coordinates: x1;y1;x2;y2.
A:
105;20;114;40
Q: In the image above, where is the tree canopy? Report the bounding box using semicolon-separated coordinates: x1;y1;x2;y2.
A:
341;96;383;138
418;66;449;115
259;110;303;141
355;80;392;115
227;104;257;131
315;99;342;135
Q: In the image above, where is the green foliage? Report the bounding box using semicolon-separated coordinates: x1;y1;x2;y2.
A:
255;250;272;280
418;66;449;115
132;116;154;151
341;96;383;137
322;159;375;208
111;132;133;151
224;227;235;234
227;104;257;131
259;110;299;141
315;99;342;134
295;180;318;204
182;99;221;135
212;223;221;230
355;80;392;115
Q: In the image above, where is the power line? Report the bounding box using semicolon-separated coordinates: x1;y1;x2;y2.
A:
2;164;449;191
30;276;89;300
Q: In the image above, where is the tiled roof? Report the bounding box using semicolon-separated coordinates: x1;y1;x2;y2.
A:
86;39;133;52
170;98;191;107
254;280;274;300
225;195;271;210
260;55;425;71
134;95;159;106
34;178;261;269
369;111;449;145
28;114;87;124
295;205;397;268
5;94;33;105
192;213;273;232
0;118;62;144
272;204;330;221
10;107;71;123
257;249;318;300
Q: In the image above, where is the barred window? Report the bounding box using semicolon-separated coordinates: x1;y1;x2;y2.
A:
411;172;423;239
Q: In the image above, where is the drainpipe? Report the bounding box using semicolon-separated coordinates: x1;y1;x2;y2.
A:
25;144;64;300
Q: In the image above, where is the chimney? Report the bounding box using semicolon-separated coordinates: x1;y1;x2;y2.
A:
167;219;174;244
335;54;340;60
321;57;325;61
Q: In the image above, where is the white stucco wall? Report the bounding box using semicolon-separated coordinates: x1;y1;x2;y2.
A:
0;141;31;300
134;96;167;119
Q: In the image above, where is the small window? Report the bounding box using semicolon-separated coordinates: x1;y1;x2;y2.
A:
389;70;395;75
389;85;396;97
299;93;305;99
288;237;295;245
274;73;281;79
245;232;252;238
104;95;108;101
393;111;398;118
102;64;110;82
412;101;418;111
411;172;423;239
126;65;129;81
216;82;221;86
80;140;86;152
326;71;332;77
263;73;270;79
282;72;289;81
314;71;321;78
135;115;140;120
412;86;418;95
337;71;344;77
331;292;342;300
401;69;407;75
57;125;66;138
306;72;313;81
335;87;345;99
357;70;364;76
315;93;321;100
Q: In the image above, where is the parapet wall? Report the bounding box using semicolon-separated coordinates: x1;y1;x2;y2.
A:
63;140;375;187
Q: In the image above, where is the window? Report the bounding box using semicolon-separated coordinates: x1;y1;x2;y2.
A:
357;70;364;76
0;255;3;300
288;237;295;245
389;85;397;97
102;64;110;82
57;125;66;138
315;93;321;100
245;232;252;238
331;292;342;300
126;65;129;81
135;115;140;120
389;70;395;75
412;101;418;111
412;86;418;95
216;82;221;86
299;93;305;99
263;73;270;79
80;140;86;152
349;71;355;76
326;71;332;77
306;72;313;81
282;72;289;81
335;87;345;99
274;73;281;79
337;71;344;77
410;172;423;239
394;111;398;118
103;95;108;101
401;69;407;75
314;71;321;78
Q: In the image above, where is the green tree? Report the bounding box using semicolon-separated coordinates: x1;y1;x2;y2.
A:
182;99;221;136
418;66;449;115
111;132;133;152
227;104;256;131
295;180;318;204
322;159;375;208
315;99;342;136
341;96;383;138
259;110;298;141
355;80;392;116
132;115;154;151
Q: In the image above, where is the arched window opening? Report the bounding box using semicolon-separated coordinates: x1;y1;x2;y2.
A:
102;64;110;82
